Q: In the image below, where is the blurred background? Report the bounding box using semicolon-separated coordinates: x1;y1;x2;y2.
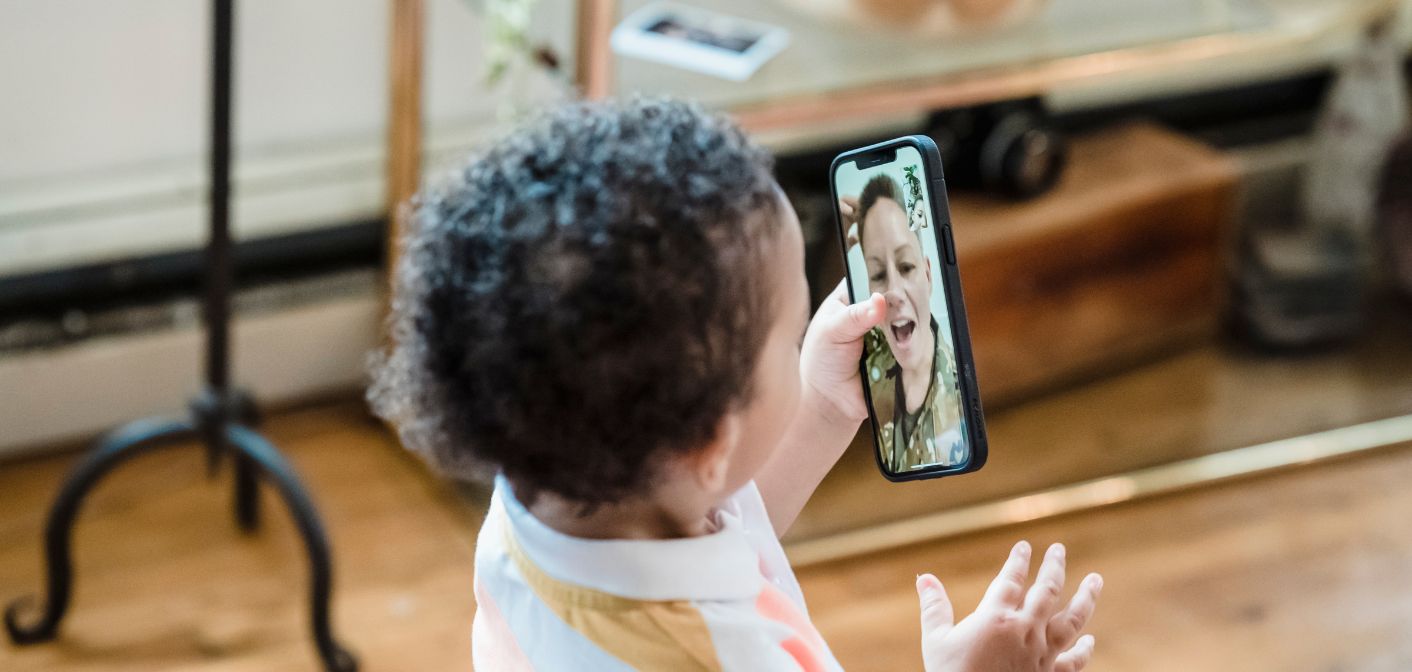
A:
2;0;1411;669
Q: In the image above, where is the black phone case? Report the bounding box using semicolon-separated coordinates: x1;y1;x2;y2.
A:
829;135;989;482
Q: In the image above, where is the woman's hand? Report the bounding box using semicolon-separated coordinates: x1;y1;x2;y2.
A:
840;196;861;249
800;280;885;425
919;542;1103;672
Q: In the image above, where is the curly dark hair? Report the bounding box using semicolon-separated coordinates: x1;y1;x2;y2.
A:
856;173;905;246
369;98;783;506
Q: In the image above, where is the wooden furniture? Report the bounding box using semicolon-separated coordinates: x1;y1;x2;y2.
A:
954;123;1238;403
385;0;423;269
382;0;617;282
576;0;617;100
381;0;1397;283
601;0;1400;137
378;0;1399;233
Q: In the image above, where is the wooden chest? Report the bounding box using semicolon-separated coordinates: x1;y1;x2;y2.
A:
949;122;1238;403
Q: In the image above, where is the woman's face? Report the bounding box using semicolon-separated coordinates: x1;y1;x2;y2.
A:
861;196;934;374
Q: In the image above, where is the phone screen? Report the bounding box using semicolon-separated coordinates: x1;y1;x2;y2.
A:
834;145;971;475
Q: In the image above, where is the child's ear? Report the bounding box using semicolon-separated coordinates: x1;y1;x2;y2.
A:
694;414;742;493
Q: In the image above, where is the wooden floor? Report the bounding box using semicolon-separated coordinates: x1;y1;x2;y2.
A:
3;402;1412;670
0;407;483;672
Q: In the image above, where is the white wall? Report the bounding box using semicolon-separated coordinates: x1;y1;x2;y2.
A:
0;0;571;277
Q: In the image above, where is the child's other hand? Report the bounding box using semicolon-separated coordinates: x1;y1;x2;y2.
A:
800;281;886;426
918;542;1102;672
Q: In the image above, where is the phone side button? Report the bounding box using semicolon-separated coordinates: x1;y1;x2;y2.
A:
943;226;958;265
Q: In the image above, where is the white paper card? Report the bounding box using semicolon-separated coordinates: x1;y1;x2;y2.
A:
611;3;790;82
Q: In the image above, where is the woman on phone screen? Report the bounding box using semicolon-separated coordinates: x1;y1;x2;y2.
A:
853;174;965;472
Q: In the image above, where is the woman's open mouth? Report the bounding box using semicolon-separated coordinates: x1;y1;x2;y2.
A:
890;319;916;347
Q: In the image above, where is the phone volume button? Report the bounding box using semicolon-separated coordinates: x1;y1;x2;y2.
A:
943;226;958;264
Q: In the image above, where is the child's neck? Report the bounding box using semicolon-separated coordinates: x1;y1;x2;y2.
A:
523;485;716;541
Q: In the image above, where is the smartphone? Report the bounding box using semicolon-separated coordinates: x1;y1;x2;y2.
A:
830;135;988;481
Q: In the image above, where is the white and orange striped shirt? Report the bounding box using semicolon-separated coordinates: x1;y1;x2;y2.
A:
472;475;844;671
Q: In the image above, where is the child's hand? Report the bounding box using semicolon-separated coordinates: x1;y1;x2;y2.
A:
800;281;886;426
757;281;887;533
918;542;1102;672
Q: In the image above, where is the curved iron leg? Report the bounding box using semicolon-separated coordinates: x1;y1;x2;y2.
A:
234;454;260;532
231;389;261;533
4;418;200;645
190;387;262;533
225;424;357;672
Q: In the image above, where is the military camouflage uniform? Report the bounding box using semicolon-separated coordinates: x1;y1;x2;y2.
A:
865;319;966;473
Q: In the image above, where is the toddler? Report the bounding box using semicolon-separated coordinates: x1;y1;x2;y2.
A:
372;98;1102;671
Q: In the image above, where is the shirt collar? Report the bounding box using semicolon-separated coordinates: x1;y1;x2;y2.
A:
494;475;763;602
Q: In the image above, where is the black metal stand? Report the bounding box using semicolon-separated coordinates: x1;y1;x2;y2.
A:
3;2;357;669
